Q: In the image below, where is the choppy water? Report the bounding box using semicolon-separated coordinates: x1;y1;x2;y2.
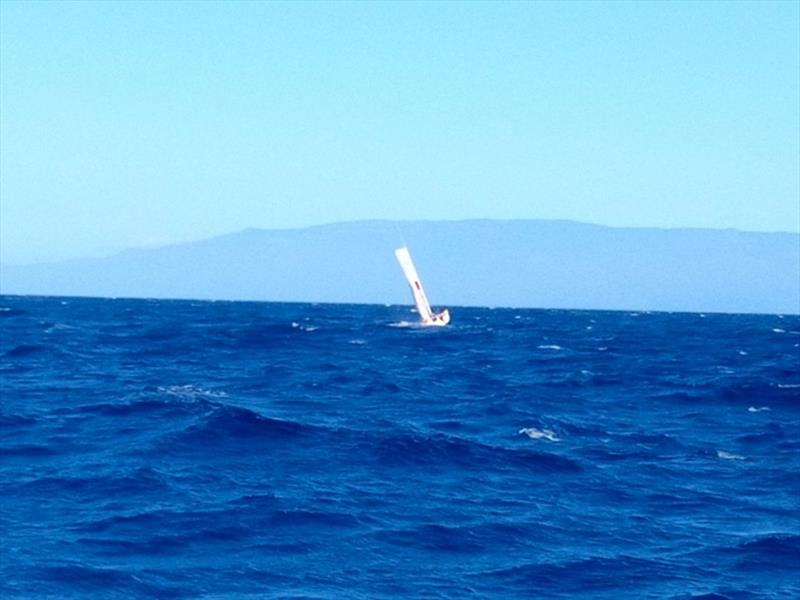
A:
1;295;798;599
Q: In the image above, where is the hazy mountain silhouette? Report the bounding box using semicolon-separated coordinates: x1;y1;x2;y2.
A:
1;220;797;314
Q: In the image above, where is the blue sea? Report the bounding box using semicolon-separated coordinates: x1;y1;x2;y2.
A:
1;295;798;599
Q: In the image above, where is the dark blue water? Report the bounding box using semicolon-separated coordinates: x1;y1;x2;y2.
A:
1;296;798;599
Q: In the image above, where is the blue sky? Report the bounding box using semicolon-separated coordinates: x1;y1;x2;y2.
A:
1;1;798;264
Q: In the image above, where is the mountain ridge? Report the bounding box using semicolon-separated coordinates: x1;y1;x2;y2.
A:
2;219;798;314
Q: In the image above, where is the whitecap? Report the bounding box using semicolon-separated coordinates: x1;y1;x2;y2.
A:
772;328;786;333
537;344;563;350
519;427;560;442
291;321;300;328
738;350;748;356
159;384;228;399
777;383;800;389
717;450;745;460
388;321;415;328
747;406;771;412
348;339;366;345
302;325;319;332
44;322;76;334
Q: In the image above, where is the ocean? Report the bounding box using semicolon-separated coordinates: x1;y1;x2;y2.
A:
1;295;798;599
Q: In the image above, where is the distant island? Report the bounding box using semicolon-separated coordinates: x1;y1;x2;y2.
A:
1;219;798;314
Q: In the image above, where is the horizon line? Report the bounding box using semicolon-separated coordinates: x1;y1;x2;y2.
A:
1;292;797;318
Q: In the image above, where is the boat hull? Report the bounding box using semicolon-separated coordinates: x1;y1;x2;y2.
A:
423;309;450;327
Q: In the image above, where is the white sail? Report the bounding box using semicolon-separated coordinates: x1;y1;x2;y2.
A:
394;246;450;326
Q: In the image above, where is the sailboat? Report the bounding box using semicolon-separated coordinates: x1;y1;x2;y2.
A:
394;246;451;327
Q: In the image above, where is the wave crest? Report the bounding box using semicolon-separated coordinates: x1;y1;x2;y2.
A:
366;431;581;473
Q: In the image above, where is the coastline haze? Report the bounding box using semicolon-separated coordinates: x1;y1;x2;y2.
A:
2;219;797;315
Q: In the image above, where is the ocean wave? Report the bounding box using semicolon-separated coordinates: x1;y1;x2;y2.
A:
582;445;681;462
718;381;800;407
60;394;217;420
365;431;581;473
141;324;188;342
72;510;175;534
651;391;705;403
428;419;468;432
223;323;308;349
0;444;57;458
76;535;189;557
536;373;606;388
246;541;315;554
518;427;560;442
376;520;535;553
480;554;683;589
158;384;229;399
71;506;258;540
716;534;800;570
376;523;484;553
716;450;746;460
0;413;38;427
360;380;402;396
620;432;684;446
4;344;47;357
228;492;279;507
72;503;360;556
548;419;609;437
652;379;800;408
736;422;783;444
18;467;170;498
645;489;731;512
579;431;687;462
171;405;311;446
68;399;197;418
735;533;800;554
268;509;361;528
32;564;185;598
